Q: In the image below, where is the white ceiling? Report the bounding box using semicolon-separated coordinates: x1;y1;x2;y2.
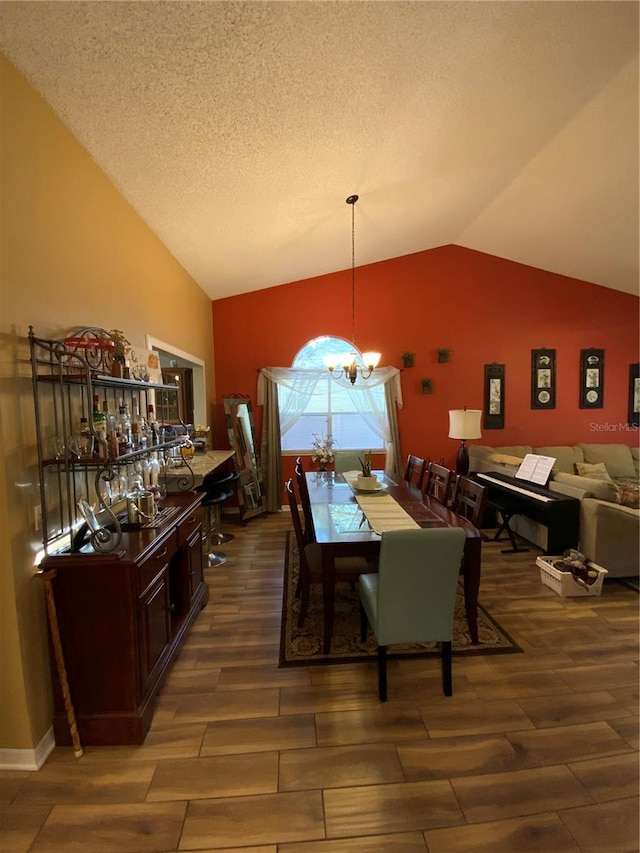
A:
1;1;638;299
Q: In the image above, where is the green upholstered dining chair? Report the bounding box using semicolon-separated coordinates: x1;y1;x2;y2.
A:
359;527;466;701
285;479;375;627
333;451;364;474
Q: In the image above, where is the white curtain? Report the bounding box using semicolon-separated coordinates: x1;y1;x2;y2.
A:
257;366;403;480
258;368;323;439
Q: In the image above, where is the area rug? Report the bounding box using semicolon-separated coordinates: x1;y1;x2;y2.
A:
279;531;521;666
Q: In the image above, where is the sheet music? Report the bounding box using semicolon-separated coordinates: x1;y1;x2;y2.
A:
515;453;556;486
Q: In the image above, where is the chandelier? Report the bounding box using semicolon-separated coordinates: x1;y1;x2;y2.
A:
323;195;381;385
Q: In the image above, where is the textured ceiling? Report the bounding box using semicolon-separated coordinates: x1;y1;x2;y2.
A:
0;1;638;299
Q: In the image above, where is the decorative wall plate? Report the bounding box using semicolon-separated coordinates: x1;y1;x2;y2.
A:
580;348;605;408
531;348;556;409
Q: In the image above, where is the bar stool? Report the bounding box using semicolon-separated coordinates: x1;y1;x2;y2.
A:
196;471;239;566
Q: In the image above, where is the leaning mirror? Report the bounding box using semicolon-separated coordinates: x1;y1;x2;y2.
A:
222;395;266;523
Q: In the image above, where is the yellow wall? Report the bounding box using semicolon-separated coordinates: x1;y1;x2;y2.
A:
0;54;215;751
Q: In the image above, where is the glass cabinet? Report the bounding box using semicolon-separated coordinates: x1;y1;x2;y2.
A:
29;326;196;555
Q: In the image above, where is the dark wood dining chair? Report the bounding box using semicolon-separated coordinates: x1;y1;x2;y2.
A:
294;456;315;545
446;473;459;508
404;454;427;490
286;479;374;627
452;476;487;528
423;462;453;505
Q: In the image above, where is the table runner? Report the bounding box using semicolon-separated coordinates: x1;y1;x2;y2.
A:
343;470;420;534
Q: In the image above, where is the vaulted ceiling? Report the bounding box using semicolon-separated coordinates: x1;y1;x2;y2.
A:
1;1;637;299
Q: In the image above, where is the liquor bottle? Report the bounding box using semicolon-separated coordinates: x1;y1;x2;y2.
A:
147;404;160;445
131;398;146;449
102;398;116;435
117;404;133;454
92;395;107;460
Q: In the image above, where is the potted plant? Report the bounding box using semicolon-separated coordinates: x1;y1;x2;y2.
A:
357;450;378;490
401;351;415;368
421;378;433;394
108;329;130;377
437;348;451;363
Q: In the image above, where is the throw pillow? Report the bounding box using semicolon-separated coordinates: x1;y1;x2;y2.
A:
575;461;612;481
613;477;640;509
491;453;524;466
617;485;640;509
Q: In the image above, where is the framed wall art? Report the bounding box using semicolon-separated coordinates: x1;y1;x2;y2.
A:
483;363;505;429
629;362;640;428
579;348;605;408
531;348;556;409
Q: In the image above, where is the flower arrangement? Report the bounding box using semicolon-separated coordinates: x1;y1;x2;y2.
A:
311;433;335;469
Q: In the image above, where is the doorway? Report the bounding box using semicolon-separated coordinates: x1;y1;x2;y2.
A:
145;335;206;428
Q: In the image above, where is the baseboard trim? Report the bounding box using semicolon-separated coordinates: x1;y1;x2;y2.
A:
0;726;55;771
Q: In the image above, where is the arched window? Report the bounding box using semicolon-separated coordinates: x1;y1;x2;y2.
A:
279;336;387;453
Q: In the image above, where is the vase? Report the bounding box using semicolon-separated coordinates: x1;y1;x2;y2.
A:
318;464;328;472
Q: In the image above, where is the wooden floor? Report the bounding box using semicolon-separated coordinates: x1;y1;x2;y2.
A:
2;511;639;853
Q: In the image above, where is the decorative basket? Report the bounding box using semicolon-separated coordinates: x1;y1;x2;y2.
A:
536;556;607;598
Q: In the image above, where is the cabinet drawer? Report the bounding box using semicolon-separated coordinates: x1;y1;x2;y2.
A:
177;506;204;547
137;531;178;596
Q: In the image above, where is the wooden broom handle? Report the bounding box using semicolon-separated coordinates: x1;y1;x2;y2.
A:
38;568;83;758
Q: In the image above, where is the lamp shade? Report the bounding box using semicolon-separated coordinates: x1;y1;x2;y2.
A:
448;409;482;440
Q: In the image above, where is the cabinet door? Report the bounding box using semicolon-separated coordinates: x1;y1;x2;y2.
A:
138;570;171;692
185;524;204;601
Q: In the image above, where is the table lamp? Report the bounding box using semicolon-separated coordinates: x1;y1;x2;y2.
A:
448;408;482;475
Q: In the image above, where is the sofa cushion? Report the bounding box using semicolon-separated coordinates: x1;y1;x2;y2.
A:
534;445;584;475
631;447;640;475
575;461;612;481
579;443;636;478
554;472;620;503
494;445;532;459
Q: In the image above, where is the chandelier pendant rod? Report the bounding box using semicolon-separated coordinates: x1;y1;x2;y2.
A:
348;194;357;347
323;194;381;384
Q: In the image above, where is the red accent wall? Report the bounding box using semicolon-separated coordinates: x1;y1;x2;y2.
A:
212;245;639;482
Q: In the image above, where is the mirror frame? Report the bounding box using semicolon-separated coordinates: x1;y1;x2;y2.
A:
222;394;266;523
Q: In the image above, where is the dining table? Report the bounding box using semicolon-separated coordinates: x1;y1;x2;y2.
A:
306;470;482;653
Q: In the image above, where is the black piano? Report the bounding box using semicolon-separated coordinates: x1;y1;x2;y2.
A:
475;471;580;555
